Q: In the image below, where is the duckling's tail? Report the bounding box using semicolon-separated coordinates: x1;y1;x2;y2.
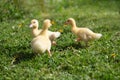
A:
54;32;61;38
93;33;102;39
49;32;61;41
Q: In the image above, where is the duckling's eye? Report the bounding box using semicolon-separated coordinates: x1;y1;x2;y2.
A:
33;22;36;24
67;20;70;22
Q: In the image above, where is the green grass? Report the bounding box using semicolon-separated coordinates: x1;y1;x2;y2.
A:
0;0;120;80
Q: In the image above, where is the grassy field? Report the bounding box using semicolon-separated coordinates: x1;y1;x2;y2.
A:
0;0;120;80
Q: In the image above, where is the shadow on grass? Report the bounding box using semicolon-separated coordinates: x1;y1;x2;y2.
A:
71;42;85;49
0;44;36;64
56;42;85;51
11;52;36;64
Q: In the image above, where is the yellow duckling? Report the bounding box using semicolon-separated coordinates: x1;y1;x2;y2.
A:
30;19;61;45
65;18;102;46
31;19;52;56
30;19;42;37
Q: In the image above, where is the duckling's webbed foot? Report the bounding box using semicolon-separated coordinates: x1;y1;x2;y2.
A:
75;38;81;42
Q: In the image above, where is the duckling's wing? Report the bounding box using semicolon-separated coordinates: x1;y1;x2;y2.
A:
48;31;61;40
52;32;61;38
31;36;51;53
84;28;102;39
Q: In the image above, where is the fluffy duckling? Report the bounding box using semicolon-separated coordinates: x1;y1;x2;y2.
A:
31;19;52;56
30;19;61;45
30;19;42;37
65;18;102;46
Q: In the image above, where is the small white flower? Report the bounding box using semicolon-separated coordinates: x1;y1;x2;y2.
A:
12;26;15;29
105;55;108;59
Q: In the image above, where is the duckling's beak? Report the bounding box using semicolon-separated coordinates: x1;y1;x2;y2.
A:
29;24;33;28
